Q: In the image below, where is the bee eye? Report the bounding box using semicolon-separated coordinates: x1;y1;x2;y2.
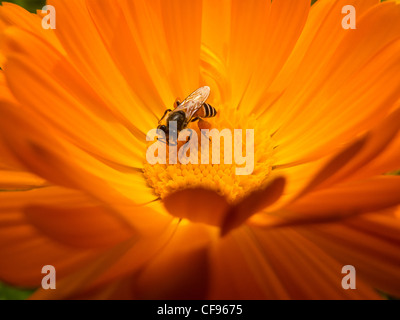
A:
157;125;167;133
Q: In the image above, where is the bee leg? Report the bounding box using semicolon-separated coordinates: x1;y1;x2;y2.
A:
157;136;167;145
168;138;178;147
183;129;194;147
158;109;172;124
173;99;181;109
190;117;200;123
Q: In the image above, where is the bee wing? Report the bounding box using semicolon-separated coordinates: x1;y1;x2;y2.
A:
174;86;210;121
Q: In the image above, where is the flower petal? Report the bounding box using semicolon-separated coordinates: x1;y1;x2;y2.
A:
269;107;400;213
29;221;196;300
24;205;135;249
134;224;213;299
269;1;400;164
162;176;285;235
0;187;103;287
267;134;366;212
163;188;230;227
86;0;171;116
284;176;400;221
234;0;311;112
2;26;146;169
29;236;141;300
297;210;400;297
314;108;400;188
0;169;47;190
261;0;378;105
0;2;63;67
0;186;137;248
201;0;311;110
209;226;379;299
349;106;400;178
221;177;286;236
0;100;157;206
46;0;156;135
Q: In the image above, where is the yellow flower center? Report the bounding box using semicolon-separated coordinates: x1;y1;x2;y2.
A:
143;104;276;203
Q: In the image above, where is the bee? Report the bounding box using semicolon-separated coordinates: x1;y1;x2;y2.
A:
157;86;217;145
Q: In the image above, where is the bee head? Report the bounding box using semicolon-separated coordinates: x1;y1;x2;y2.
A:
157;124;168;134
157;124;169;142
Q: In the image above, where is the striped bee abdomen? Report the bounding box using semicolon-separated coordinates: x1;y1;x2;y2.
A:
197;103;217;118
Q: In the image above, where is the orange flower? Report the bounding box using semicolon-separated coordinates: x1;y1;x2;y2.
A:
1;0;400;299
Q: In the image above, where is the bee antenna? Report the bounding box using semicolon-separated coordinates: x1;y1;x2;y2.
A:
158;109;172;124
